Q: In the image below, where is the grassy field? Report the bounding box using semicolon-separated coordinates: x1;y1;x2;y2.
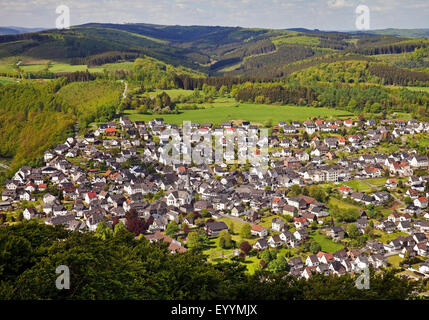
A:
365;177;387;186
373;230;408;243
217;217;257;245
242;255;260;274
387;255;403;268
328;197;363;211
49;63;104;73
123;100;352;126
271;35;321;46
0;58;106;74
259;215;287;230
309;232;344;253
344;180;373;192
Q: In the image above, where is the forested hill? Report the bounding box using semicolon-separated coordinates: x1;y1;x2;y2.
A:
0;23;428;77
0;23;429;179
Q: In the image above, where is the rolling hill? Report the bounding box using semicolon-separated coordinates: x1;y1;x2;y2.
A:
0;23;428;180
0;23;428;78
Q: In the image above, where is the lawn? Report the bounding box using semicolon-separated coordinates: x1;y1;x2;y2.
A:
344;180;373;192
259;215;288;230
218;217;247;233
202;237;234;260
218;217;256;244
309;232;344;253
365;177;387;186
373;230;408;243
328;197;363;211
242;255;260;274
123;101;352;126
387;255;403;268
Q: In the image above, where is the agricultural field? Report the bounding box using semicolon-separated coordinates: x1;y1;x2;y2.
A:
123;99;353;126
0;58;105;74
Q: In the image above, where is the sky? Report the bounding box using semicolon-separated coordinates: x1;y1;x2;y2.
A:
0;0;428;30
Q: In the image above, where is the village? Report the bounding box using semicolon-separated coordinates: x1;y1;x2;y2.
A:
1;115;429;281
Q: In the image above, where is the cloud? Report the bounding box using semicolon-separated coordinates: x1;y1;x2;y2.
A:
0;0;428;29
327;0;354;8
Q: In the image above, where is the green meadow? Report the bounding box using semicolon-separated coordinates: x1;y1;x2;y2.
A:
272;35;321;46
0;59;105;74
344;180;373;192
309;232;344;253
123;99;352;125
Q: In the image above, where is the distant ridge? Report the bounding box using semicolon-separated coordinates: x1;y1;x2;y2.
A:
0;26;45;35
352;28;429;39
286;28;321;33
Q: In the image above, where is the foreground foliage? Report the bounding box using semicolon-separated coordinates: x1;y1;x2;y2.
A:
0;222;421;300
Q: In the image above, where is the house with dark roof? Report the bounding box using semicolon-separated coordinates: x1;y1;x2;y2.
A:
205;221;228;236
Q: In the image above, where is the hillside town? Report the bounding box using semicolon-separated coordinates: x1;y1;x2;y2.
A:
1;116;429;280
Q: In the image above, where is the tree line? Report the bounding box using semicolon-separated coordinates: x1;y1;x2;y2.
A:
0;221;421;300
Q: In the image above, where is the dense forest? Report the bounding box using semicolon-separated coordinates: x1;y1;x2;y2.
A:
286;60;429;86
354;39;428;56
0;82;75;174
0;77;124;179
0;222;420;300
56;79;123;129
233;81;429;118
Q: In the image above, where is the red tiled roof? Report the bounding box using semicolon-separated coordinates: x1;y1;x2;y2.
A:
251;225;265;232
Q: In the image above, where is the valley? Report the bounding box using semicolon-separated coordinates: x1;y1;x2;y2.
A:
0;20;429;301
